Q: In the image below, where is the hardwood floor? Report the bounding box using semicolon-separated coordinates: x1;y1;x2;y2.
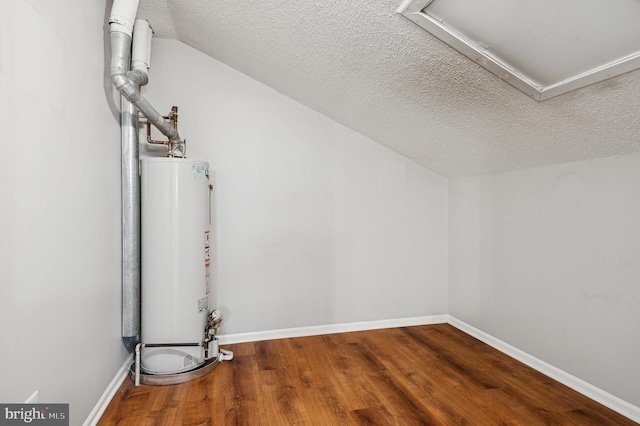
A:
98;324;636;425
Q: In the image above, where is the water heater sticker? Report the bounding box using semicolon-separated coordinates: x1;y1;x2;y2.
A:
198;297;208;312
193;165;207;181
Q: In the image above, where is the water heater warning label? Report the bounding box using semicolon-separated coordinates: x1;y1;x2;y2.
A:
204;231;211;268
204;231;211;298
193;165;207;181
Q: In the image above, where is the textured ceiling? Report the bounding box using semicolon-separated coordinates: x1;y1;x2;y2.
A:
137;0;640;177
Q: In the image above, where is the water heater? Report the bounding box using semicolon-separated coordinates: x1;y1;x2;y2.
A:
140;158;214;375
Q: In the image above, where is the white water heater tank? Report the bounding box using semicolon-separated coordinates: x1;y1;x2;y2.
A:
140;158;212;375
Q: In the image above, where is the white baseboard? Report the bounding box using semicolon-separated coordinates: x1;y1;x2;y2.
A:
83;354;133;426
218;314;449;345
447;316;640;424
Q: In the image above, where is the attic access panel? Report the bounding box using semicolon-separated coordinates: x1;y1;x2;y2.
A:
397;0;640;101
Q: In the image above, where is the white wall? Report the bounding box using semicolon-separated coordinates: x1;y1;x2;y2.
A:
449;154;640;407
0;0;128;423
9;2;636;421
141;40;449;334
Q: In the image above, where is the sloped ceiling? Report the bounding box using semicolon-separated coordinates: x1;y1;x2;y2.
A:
137;0;640;177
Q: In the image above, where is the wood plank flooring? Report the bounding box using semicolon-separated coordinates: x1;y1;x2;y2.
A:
98;324;636;425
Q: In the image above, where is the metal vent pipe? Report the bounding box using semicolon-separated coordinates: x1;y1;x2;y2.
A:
109;2;184;157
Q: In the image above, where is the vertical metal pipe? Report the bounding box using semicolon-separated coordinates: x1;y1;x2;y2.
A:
121;91;141;349
122;19;150;347
110;22;142;350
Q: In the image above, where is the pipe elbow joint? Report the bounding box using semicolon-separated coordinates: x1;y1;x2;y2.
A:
110;72;128;91
128;70;149;87
111;73;142;105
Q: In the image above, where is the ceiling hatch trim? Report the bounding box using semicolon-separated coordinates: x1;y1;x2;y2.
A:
397;0;640;101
